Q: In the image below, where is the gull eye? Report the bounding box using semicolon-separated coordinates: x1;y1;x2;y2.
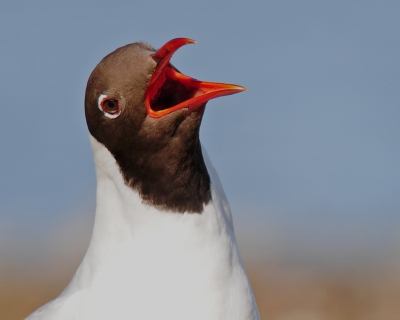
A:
102;99;119;113
98;94;121;119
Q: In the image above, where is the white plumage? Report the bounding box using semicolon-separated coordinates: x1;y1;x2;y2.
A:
27;135;260;320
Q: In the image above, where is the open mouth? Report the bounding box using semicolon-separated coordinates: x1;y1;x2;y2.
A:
145;38;246;119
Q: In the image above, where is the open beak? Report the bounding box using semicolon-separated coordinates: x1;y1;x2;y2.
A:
145;38;247;118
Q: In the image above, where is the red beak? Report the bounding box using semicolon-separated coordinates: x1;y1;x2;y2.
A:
145;38;247;118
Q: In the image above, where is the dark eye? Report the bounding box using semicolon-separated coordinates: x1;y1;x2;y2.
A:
97;94;122;119
101;99;120;114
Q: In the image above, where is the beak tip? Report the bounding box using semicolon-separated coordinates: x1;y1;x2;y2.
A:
234;85;248;93
153;38;197;61
184;38;197;45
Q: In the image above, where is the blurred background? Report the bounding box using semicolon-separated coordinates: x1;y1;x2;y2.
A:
1;1;400;319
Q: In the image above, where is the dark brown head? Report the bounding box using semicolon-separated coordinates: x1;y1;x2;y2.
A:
85;38;245;213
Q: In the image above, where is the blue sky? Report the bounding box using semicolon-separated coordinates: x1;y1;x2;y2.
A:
1;1;399;268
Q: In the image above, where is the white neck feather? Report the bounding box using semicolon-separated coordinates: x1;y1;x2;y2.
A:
51;135;259;320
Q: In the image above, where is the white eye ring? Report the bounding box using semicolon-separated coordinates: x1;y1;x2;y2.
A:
98;94;122;119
